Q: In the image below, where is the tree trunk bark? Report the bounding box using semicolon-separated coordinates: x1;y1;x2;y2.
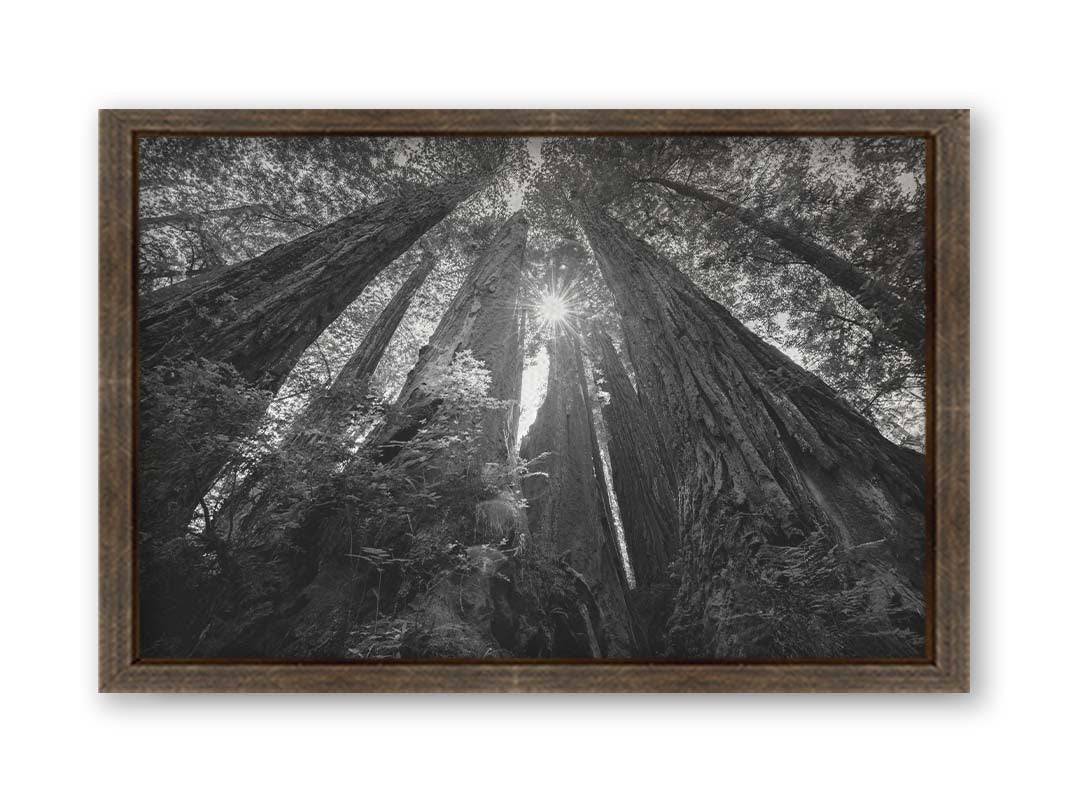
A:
377;211;529;468
520;330;639;657
591;329;679;588
142;176;485;388
639;177;925;361
194;214;529;659
138;176;484;542
297;249;437;450
575;198;926;659
221;249;439;543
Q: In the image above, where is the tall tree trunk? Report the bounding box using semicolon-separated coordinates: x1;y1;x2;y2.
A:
142;176;485;388
220;249;439;544
575;199;926;659
295;248;438;452
520;330;638;657
377;211;528;469
139;176;484;542
192;214;529;659
591;329;679;588
639;177;925;360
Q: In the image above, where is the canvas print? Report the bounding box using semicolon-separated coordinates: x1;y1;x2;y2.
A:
137;135;927;660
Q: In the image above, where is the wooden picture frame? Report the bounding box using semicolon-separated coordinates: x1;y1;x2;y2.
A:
100;109;969;692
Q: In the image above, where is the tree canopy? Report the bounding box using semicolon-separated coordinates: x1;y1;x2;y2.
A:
137;134;927;660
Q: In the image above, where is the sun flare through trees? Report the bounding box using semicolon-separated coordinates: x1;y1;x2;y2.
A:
137;134;927;660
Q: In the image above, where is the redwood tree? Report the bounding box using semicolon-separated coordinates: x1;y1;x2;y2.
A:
290;248;439;453
591;329;678;589
139;176;486;541
218;248;440;543
575;198;925;659
142;175;486;387
190;214;531;659
376;210;529;470
521;330;637;657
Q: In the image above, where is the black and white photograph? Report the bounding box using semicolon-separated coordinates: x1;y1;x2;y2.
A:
136;134;929;661
24;0;1067;793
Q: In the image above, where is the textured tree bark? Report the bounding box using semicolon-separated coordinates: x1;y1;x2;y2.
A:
142;176;485;389
377;211;529;469
296;249;437;451
640;177;925;361
520;330;638;657
195;214;530;659
221;250;439;543
575;198;926;659
591;329;679;588
139;176;484;542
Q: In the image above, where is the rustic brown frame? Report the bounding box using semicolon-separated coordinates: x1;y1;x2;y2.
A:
100;109;969;692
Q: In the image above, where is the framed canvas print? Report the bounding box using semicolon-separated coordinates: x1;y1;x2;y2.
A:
99;109;969;692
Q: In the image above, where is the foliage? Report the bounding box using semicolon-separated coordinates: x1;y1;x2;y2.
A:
525;136;926;446
138;136;529;292
138;134;928;659
140;358;274;506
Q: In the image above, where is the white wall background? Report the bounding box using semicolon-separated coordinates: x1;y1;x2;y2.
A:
1;1;1061;796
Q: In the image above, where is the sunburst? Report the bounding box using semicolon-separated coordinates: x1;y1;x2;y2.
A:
539;292;569;325
528;282;581;337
